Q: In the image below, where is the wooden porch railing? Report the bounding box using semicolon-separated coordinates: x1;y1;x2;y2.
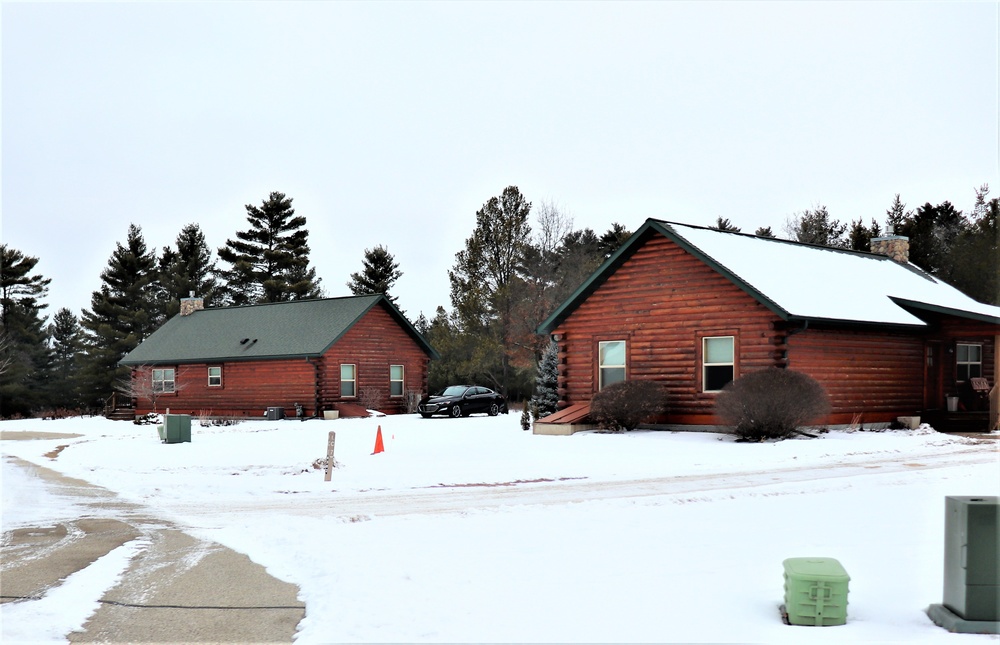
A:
990;383;998;432
103;391;134;418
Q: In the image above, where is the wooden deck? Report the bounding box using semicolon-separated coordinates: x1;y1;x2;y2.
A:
920;410;994;434
533;403;594;435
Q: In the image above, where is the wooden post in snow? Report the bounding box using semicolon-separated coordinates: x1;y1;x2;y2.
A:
324;431;336;482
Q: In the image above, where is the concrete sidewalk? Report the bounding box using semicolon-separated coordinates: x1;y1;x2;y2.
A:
2;452;305;643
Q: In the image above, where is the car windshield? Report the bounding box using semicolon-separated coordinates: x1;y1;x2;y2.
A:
439;386;468;397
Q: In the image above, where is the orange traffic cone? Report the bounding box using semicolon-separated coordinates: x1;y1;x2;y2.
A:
372;426;385;454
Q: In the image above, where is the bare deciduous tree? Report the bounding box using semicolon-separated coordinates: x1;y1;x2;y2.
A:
116;365;190;413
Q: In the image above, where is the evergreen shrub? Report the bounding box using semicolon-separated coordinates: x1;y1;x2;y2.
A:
531;340;560;419
715;367;830;441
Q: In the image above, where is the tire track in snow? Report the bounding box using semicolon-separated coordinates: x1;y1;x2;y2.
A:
165;443;998;525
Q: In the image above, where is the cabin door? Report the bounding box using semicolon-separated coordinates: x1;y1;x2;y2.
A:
923;342;943;410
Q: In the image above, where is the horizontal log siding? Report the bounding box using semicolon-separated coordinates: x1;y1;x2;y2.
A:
131;304;432;418
318;305;430;414
786;328;924;422
930;319;997;408
132;359;316;418
553;234;782;421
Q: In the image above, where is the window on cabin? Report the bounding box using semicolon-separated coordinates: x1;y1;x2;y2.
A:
341;364;357;397
208;366;222;387
702;336;735;392
956;343;982;382
390;365;404;397
152;368;175;393
599;340;626;390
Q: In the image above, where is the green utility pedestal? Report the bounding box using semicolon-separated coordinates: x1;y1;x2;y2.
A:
158;414;191;443
783;557;850;626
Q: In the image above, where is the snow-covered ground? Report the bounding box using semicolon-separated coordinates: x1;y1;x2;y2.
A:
2;413;998;643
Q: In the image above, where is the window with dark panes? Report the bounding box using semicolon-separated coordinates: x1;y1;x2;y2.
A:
702;336;734;392
956;343;982;382
153;368;175;393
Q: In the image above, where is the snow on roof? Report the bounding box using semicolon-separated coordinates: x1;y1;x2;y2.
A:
661;221;1000;327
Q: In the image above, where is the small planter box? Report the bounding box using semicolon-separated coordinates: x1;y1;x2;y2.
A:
783;557;850;626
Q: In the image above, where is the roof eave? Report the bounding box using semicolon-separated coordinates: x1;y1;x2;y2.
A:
537;219;795;335
322;295;439;360
651;220;792;321
537;222;658;334
784;314;927;331
889;297;1000;326
120;352;324;367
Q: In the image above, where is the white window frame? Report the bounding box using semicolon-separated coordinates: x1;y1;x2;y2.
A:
598;340;626;390
340;364;357;398
152;368;175;394
702;336;735;393
390;364;404;398
956;343;982;382
208;366;222;387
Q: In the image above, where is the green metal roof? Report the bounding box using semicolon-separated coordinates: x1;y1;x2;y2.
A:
121;295;438;366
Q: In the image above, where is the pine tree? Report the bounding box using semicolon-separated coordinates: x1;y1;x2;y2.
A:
712;217;741;232
598;223;632;258
554;228;604;302
784;205;848;248
847;218;882;252
217;191;323;306
448;186;532;395
49;307;83;409
938;186;997;304
79;224;159;407
160;223;218;317
754;226;775;238
0;245;53;417
885;194;909;234
530;339;560;418
346;245;403;305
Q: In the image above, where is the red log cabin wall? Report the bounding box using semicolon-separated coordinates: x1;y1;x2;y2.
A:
552;233;784;424
785;327;924;424
317;304;430;415
930;318;997;410
132;304;431;417
132;358;316;417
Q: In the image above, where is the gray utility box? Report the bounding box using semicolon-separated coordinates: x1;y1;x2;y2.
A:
943;496;999;621
158;414;191;443
265;406;285;420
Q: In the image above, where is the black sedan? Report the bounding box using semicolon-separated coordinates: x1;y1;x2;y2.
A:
418;385;509;418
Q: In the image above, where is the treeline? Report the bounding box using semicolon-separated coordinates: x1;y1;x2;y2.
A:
764;185;997;306
418;186;631;400
1;185;996;418
0;191;326;417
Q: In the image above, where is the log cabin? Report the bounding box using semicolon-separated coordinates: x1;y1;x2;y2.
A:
535;219;1000;434
119;294;438;419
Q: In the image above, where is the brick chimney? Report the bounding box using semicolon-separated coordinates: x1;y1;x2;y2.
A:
180;292;205;316
870;235;910;263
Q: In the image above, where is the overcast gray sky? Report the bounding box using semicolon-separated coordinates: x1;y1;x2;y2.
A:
3;1;998;322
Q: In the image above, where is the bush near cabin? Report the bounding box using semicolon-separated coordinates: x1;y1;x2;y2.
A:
590;380;667;432
715;367;830;441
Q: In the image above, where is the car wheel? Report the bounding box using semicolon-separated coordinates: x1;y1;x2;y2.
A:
488;403;499;416
449;404;462;418
420;413;432;419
